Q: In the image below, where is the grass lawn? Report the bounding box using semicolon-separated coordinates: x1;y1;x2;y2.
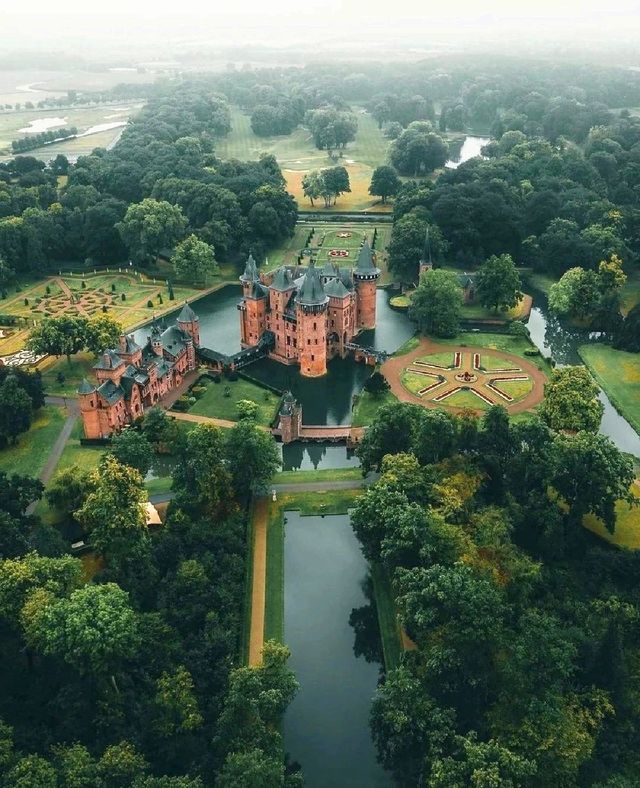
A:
579;344;640;435
437;332;551;374
389;295;410;308
479;354;522;371
621;270;640;315
54;419;105;473
526;272;556;294
371;562;403;671
215;105;392;213
460;297;528;323
185;376;280;427
39;352;96;397
393;336;420;357
0;405;65;477
414;351;456;368
272;467;363;485
583;481;640;549
401;370;440;396
352;389;398;427
444;389;492;409
494;378;534;400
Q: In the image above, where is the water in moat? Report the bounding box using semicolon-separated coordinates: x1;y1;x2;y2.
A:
284;512;390;788
526;285;640;457
135;284;413;426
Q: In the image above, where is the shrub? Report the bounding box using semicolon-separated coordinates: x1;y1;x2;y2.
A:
121;293;126;301
226;370;239;381
223;385;231;398
190;385;207;399
24;298;28;306
102;305;108;313
111;283;116;292
524;348;541;356
81;280;86;288
213;375;222;384
45;285;51;295
147;300;153;308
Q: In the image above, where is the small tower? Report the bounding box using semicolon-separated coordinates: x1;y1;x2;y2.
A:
77;378;100;439
278;391;302;444
239;254;267;348
353;239;380;330
295;260;329;377
177;302;200;347
240;254;259;297
151;323;163;357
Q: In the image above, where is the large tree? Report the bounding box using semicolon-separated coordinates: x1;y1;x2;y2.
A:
85;314;122;356
409;269;462;338
389;122;449;176
369;165;401;204
110;428;153;476
27;315;88;364
172;234;217;285
225;421;281;497
475;253;522;313
539;366;604;433
0;375;32;445
388;210;447;284
116;199;188;265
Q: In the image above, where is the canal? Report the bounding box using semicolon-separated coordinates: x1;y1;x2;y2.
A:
283;511;390;787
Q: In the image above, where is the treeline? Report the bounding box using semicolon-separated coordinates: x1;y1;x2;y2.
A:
353;400;638;786
0;402;301;785
11;127;78;154
0;80;297;277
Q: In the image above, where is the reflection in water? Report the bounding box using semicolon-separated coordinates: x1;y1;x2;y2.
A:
349;574;385;666
284;513;391;788
445;135;491;169
281;442;360;471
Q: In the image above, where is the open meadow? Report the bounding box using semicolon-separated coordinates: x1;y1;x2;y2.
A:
214;105;392;212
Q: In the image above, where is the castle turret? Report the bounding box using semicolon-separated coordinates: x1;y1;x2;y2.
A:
239;255;267;348
353;239;380;330
240;254;259;297
278;391;302;444
177;302;200;347
295;260;328;377
77;378;100;439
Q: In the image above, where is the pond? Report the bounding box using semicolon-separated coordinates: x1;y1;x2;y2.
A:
18;117;67;133
526;285;640;457
281;443;360;471
135;285;413;426
284;512;390;787
445;135;490;169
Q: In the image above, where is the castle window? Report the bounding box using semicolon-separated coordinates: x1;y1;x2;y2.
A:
311;354;315;361
313;322;317;330
307;339;311;345
287;335;291;345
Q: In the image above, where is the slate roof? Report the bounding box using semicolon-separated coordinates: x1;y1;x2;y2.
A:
77;378;96;394
160;325;191;358
270;266;294;291
93;349;125;370
96;379;124;405
324;277;350;298
295;261;328;307
177;302;199;323
240;254;259;282
122;335;141;354
458;273;476;288
354;239;380;276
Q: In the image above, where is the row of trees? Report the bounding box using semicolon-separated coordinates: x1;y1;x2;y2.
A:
11;127;78;154
354;399;637;785
301;166;350;207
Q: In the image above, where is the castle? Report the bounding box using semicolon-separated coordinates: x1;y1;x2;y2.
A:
238;239;380;377
77;303;200;439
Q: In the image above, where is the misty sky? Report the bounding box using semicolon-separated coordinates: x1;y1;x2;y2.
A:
3;0;640;54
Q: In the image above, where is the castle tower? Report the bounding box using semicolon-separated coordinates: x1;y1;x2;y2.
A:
295;260;329;377
278;391;302;444
177;302;200;347
268;267;296;360
239;254;267;348
353;239;380;331
77;378;100;439
151;323;163;357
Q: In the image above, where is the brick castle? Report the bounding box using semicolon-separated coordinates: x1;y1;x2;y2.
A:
238;239;380;377
77;303;200;439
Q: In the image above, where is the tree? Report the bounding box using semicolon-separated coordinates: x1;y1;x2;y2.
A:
0;254;14;287
172;424;234;516
225;421;281;495
351;484;412;562
98;741;148;788
216;749;285;788
116;199;188;265
539;366;604;433
389;123;449;176
357;401;424;472
363;371;390;398
412;409;457;465
320;166;351;207
551;431;635;531
409;269;462;338
154;666;203;737
0;375;32;445
235;399;260;421
369;165;401;204
6;754;57;787
388;210;447;284
22;582;139;677
615;302;640;352
75;455;150;571
549;267;600;319
306;107;357;151
85;314;122;355
475;253;522;313
301;171;323;207
141;407;182;450
27;315;88;364
172;234;217;285
46;464;96;518
110;429;153;476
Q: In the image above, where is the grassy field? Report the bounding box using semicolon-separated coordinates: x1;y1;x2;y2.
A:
621;269;640;315
184;375;280;426
214;105;392;213
401;370;439;396
272;467;363;484
352;389;397;427
579;344;640;435
0;405;65;477
436;332;551;373
496;378;534;400
414;351;456;367
583;480;640;549
445;389;492;409
371;562;403;671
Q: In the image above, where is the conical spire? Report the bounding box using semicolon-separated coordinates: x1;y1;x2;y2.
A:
240;254;259;283
271;266;294;291
295;260;328;306
354;239;380;278
177;302;198;323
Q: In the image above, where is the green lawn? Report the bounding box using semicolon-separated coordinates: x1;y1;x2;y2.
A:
184;376;280;426
583;481;640;549
272;467;363;485
40;352;96;397
371;562;403;671
579;344;640;436
437;332;551;373
393;336;420;357
479;354;522;371
414;351;456;368
0;405;65;478
621;270;640;315
352;389;398;427
54;419;105;473
401;370;440;396
444;389;492;409
494;378;534;401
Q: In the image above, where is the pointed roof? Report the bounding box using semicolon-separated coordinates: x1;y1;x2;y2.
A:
324;277;350;298
122;334;141;354
354;239;380;277
93;349;124;370
177;302;198;323
270;266;294;291
77;378;96;394
295;260;328;307
240;254;259;283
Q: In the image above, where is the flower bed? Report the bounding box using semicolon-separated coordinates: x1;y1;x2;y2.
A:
329;249;350;257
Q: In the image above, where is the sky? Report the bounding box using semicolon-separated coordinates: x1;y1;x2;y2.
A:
3;0;640;56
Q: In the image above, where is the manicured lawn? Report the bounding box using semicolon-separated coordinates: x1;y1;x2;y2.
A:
579;344;640;435
393;336;420;357
389;295;410;308
185;376;280;427
40;352;96;397
144;476;173;496
0;405;65;478
437;332;551;373
444;389;492;409
371;562;403;671
352;389;398;427
494;378;533;401
401;370;440;396
460;298;528;322
583;481;640;549
414;351;456;368
272;467;363;485
479;353;522;371
54;419;105;473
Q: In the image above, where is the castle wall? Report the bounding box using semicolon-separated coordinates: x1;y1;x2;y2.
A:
355;279;377;330
297;305;327;377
